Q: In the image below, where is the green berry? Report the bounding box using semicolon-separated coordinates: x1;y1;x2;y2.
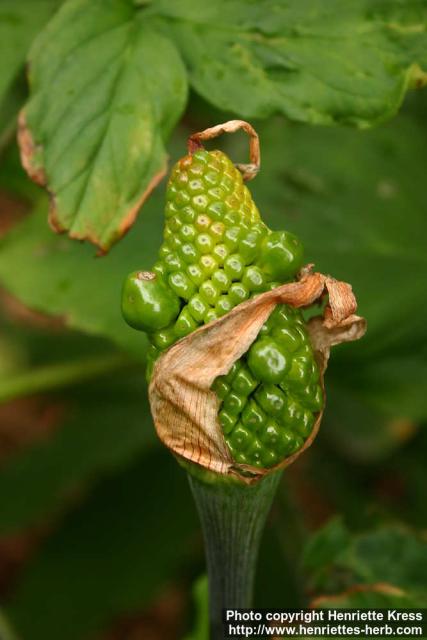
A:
219;409;237;434
196;233;215;254
178;243;199;263
224;254;245;280
200;254;217;276
224;226;242;250
188;294;208;323
247;338;290;384
277;429;298;456
151;327;176;351
224;361;241;383
121;271;180;333
285;354;313;388
212;269;231;292
213;243;229;265
168;272;196;300
186;264;205;286
223;391;246;416
272;326;302;352
239;230;261;264
241;399;266;430
204;309;219;324
259;420;280;446
211;377;230;400
246;438;264;466
255;384;287;417
242;265;265;292
229;282;249;304
174;307;198;338
215;296;233;317
229;424;253;452
231;366;257;396
199;280;220;305
259;230;304;280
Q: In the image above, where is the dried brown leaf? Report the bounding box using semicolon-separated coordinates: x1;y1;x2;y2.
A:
149;267;366;484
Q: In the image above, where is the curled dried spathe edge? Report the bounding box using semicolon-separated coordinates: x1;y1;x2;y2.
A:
188;120;260;181
149;267;366;485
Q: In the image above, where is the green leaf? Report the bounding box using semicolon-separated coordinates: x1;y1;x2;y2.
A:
0;1;59;104
149;0;427;127
302;518;351;584
7;450;197;640
20;0;187;251
0;367;156;533
303;519;427;599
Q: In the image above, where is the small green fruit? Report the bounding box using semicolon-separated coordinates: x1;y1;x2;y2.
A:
121;271;180;332
247;337;290;384
260;231;304;280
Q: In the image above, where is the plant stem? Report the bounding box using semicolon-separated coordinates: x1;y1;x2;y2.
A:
188;470;282;640
0;353;131;403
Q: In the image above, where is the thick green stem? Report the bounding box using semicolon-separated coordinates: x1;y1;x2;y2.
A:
0;353;131;403
188;471;282;640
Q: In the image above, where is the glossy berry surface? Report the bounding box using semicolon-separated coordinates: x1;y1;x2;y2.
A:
123;147;323;468
212;304;322;468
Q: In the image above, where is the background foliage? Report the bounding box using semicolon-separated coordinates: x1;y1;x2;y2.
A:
0;1;426;638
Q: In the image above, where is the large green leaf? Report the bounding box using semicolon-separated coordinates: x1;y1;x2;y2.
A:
20;0;187;250
149;0;427;127
20;0;427;250
6;450;198;640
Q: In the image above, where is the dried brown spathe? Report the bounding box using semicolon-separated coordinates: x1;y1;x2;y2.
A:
149;267;366;484
188;119;260;181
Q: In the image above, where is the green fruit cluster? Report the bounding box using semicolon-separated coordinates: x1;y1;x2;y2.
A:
122;148;323;468
212;304;322;468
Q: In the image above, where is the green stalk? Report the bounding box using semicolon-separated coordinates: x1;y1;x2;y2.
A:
188;470;282;640
0;353;131;403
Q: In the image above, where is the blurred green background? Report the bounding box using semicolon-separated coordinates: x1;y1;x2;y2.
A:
1;2;427;639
